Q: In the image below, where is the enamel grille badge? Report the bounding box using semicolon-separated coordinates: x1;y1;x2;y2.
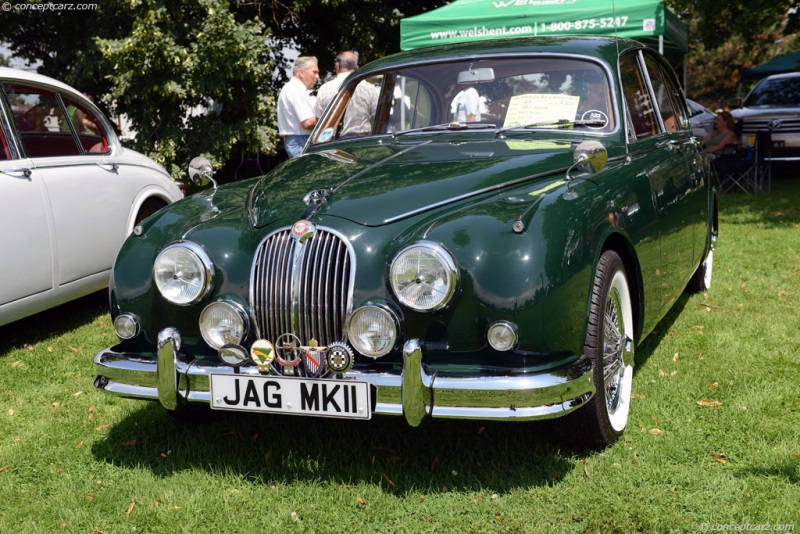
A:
291;220;316;242
249;339;275;372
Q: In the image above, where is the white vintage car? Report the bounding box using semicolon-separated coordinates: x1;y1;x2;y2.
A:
0;67;183;327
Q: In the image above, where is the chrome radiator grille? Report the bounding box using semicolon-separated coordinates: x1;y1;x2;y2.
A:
251;227;354;346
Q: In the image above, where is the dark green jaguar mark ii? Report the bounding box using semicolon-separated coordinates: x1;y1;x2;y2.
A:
94;36;717;449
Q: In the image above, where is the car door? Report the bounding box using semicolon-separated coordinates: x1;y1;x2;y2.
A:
641;52;707;276
0;140;54;306
619;50;694;316
3;82;130;286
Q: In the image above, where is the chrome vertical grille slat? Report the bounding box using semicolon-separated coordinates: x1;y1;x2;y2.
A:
251;226;354;347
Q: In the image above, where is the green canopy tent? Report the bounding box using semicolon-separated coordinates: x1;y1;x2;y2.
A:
400;0;688;55
742;50;800;81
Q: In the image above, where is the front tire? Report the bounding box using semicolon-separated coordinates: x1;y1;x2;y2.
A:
562;250;634;449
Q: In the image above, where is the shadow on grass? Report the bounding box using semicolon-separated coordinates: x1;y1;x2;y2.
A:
720;171;800;228
91;402;579;493
0;289;108;357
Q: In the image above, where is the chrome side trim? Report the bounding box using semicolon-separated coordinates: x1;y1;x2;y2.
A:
95;328;596;422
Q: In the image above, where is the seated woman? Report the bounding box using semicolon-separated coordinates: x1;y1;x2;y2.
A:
703;111;738;160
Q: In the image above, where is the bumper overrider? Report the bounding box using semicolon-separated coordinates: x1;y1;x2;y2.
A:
93;328;595;425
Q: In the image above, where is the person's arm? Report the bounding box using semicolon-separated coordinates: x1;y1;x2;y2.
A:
704;131;737;153
301;116;318;130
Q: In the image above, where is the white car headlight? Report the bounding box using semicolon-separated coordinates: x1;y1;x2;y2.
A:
347;305;398;358
390;241;458;312
199;300;248;350
153;242;214;305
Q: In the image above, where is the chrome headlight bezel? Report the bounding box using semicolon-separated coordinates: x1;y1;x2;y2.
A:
389;241;459;312
153;241;214;306
199;300;249;350
346;304;400;359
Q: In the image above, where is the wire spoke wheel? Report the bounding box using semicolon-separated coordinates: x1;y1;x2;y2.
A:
558;250;634;449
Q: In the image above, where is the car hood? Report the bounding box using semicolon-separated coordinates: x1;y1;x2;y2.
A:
732;106;800;120
250;138;578;228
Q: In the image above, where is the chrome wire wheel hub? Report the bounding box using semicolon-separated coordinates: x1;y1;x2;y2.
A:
603;271;634;432
603;289;626;414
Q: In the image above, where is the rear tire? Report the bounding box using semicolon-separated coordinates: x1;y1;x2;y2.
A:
687;230;716;293
560;250;634;449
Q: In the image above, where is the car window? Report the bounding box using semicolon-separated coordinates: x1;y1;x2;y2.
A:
0;126;10;160
2;83;81;157
619;53;657;140
311;57;614;146
744;76;800;108
62;96;110;153
643;53;688;133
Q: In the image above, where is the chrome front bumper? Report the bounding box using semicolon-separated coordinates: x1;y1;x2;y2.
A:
93;327;596;425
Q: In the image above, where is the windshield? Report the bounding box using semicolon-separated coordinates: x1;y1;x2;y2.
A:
744;76;800;108
310;57;615;146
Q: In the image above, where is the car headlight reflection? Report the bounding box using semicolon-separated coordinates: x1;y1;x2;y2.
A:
199;300;248;350
153;242;214;305
390;241;458;312
347;305;398;358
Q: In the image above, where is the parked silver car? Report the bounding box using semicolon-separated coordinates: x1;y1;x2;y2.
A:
0;67;184;327
687;98;716;138
732;72;800;158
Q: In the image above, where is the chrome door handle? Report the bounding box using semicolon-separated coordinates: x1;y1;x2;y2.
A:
0;167;32;178
97;161;119;173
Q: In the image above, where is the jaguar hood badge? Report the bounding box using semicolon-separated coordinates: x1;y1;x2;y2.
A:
291;219;316;242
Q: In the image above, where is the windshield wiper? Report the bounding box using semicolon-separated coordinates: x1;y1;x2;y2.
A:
394;121;497;138
496;118;607;136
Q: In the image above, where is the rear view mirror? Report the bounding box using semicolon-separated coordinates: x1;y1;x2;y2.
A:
458;67;495;84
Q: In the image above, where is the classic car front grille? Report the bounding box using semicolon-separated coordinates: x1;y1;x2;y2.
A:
251;227;354;347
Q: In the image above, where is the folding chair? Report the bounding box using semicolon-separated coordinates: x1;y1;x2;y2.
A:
714;144;756;194
754;131;772;193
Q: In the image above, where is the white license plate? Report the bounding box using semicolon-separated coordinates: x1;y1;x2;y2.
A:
209;374;371;420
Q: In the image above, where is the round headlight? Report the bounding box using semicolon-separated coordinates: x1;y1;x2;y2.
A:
487;320;518;352
199;301;249;350
153;242;214;305
390;241;458;312
347;305;398;358
113;313;140;340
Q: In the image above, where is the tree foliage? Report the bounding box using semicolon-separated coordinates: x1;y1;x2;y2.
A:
96;0;275;177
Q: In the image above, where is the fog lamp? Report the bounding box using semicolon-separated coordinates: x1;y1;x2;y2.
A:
199;300;248;350
347;305;399;358
487;320;518;352
113;313;140;340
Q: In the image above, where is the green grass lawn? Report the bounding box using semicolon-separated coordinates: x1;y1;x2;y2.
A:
2;172;799;533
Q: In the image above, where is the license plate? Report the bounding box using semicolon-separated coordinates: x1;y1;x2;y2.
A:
209;374;371;420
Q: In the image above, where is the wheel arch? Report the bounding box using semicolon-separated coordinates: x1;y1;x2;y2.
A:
599;231;644;345
125;189;172;234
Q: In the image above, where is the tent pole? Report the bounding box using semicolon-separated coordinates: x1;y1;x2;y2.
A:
659;35;664;55
683;57;688;93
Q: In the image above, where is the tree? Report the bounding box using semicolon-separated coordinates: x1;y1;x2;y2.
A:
96;0;276;177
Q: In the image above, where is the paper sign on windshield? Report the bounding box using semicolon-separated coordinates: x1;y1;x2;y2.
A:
503;94;580;128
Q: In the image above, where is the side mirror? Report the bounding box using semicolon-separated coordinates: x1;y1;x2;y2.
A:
567;140;608;181
188;156;217;190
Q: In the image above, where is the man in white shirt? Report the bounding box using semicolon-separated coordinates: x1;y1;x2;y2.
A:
277;56;320;158
314;51;359;118
451;86;482;123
